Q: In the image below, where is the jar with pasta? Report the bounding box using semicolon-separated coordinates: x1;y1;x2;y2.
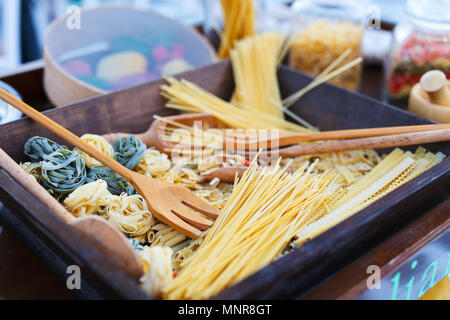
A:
385;0;450;109
289;0;365;91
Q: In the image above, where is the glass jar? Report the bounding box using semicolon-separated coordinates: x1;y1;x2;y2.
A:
386;0;450;109
289;0;365;91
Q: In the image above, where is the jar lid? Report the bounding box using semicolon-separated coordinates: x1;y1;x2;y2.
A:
0;81;22;125
406;0;450;33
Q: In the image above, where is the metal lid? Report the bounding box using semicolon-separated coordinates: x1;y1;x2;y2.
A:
0;81;22;125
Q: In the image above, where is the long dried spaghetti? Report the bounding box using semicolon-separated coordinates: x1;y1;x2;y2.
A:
218;0;255;59
164;159;341;299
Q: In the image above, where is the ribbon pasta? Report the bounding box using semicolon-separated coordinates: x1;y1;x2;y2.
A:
104;193;155;236
139;247;174;298
64;179;112;218
77;134;115;168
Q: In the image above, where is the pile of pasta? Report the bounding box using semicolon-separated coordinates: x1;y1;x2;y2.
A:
17;29;447;300
154;31;445;298
20;134;234;234
19;134;445;299
162;147;444;299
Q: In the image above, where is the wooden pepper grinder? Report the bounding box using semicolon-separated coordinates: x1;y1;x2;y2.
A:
409;70;450;123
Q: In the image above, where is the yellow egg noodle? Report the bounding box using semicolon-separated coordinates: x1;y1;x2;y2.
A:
139;247;174;298
135;148;172;177
20;162;41;182
103;193;155;237
64;179;112;218
218;0;255;59
293;148;446;246
77;134;115;168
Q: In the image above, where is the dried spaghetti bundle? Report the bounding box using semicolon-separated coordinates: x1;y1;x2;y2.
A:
230;32;286;119
20;162;42;182
218;0;255;59
164;159;340;299
161;77;309;132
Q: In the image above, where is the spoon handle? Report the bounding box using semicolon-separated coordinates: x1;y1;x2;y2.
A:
0;88;134;181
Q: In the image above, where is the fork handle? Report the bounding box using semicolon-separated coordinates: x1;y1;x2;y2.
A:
226;123;450;150
272;128;450;158
0;88;135;181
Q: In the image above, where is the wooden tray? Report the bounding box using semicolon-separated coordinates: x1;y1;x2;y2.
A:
0;60;448;299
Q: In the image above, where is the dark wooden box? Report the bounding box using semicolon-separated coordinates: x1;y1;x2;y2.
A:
0;61;448;299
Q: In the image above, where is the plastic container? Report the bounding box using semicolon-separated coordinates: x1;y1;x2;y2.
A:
289;0;365;91
386;0;450;109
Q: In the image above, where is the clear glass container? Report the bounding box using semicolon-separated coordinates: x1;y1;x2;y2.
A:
289;0;365;91
385;0;450;109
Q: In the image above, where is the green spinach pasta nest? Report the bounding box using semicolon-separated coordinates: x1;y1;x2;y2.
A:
113;135;146;170
24;136;66;161
41;149;87;196
87;166;136;195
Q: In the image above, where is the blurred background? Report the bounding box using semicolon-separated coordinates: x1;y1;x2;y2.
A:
0;0;406;72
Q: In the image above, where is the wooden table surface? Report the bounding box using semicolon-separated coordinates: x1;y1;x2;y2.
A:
0;61;446;300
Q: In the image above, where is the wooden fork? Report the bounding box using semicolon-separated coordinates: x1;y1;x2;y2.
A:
0;89;219;239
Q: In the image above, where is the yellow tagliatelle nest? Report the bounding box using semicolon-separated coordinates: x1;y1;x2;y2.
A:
135;148;172;177
20;162;42;182
139;246;174;298
77;134;115;168
64;179;112;218
104;193;155;236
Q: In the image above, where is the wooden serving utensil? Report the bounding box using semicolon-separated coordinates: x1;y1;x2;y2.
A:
0;89;220;239
0;148;143;280
104;112;450;151
104;112;450;183
409;70;450;123
103;113;219;154
244;129;450;158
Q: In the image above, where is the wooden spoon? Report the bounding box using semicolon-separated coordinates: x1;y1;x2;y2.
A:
104;112;450;151
103;113;218;154
0;89;220;239
244;128;450;158
0;148;143;280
